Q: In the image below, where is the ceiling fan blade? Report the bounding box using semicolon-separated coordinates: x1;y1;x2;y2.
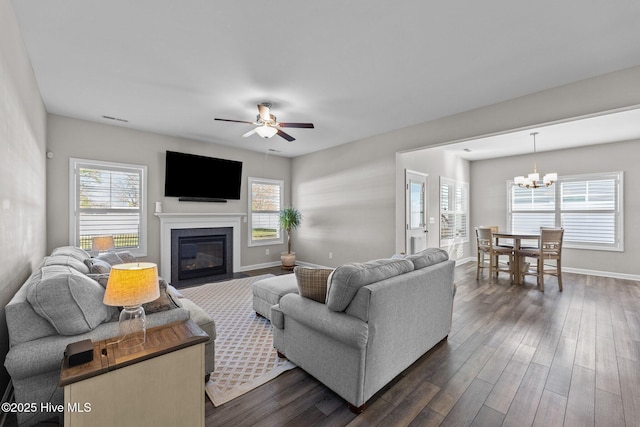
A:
278;122;315;129
242;128;257;138
276;129;295;142
257;104;271;121
215;118;255;125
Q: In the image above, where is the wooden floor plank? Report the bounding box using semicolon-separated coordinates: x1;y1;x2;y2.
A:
470;405;506;427
532;389;568;427
484;343;536;414
617;356;640;426
502;362;549;427
595;389;625;427
439;378;494;427
564;365;595;427
595;335;621;396
428;345;495;416
545;337;577;397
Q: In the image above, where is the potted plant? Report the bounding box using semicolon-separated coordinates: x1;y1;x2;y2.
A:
279;207;302;269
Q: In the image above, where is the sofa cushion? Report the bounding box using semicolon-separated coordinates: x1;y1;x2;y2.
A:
50;246;91;262
294;267;333;303
326;258;414;312
27;272;116;336
405;248;449;269
43;255;91;275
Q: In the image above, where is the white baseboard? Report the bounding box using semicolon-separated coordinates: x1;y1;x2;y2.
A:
562;267;640;281
238;260;333;272
237;261;281;272
452;257;475;266
295;260;333;269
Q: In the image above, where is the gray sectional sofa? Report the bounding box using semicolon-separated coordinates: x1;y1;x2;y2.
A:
4;246;216;426
271;248;456;412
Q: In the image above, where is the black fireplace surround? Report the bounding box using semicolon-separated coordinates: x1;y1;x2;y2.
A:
170;227;233;287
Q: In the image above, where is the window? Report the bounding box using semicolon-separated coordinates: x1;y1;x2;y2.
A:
508;171;623;251
440;177;469;247
248;177;283;246
69;158;147;256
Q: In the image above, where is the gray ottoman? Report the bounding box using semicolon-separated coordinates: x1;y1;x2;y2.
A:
252;274;299;320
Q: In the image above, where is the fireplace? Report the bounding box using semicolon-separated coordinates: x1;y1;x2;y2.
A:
170;227;233;287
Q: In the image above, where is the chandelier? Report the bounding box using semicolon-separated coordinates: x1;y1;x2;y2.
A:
514;132;557;189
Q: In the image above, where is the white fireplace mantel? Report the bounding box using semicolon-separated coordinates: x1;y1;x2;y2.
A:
156;213;246;280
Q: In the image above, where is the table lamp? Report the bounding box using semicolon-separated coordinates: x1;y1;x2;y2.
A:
92;235;115;253
103;263;160;348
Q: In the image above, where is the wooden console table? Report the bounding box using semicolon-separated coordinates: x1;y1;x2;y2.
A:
59;320;209;427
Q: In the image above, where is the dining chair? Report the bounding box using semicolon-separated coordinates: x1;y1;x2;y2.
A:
516;228;564;292
476;227;514;283
480;225;513;249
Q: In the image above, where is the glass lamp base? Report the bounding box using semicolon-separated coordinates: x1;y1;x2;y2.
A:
118;305;146;349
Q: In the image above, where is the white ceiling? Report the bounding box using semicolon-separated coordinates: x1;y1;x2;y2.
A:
439;107;640;161
10;0;640;158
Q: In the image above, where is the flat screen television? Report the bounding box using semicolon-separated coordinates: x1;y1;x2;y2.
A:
164;150;243;201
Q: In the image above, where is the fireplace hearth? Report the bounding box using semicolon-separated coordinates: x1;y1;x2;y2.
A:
171;227;233;287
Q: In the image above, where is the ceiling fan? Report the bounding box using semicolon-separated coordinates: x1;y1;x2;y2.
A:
215;102;314;142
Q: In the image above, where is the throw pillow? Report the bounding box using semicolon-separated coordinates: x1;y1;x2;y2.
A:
96;251;124;266
294;267;333;303
116;251;137;263
143;278;180;314
84;258;113;274
27;272;116;335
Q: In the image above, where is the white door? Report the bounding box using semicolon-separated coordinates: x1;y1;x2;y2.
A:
405;170;428;255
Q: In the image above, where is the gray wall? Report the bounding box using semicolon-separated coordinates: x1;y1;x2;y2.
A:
292;65;640;268
46;114;292;269
471;139;640;276
0;0;47;392
396;148;471;260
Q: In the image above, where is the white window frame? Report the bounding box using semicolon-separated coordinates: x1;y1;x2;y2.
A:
507;171;623;251
69;158;148;257
248;177;284;247
439;177;470;247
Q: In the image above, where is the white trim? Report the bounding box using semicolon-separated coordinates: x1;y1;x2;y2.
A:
69;157;148;256
295;260;333;269
453;257;475;266
236;261;281;272
248;177;284;247
156;213;246;280
562;267;640;281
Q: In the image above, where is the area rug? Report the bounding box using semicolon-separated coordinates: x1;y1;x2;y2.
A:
179;274;296;406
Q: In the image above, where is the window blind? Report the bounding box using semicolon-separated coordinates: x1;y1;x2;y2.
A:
71;159;147;255
248;178;283;245
508;172;622;251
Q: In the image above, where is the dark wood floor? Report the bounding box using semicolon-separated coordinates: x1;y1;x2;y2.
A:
205;262;640;427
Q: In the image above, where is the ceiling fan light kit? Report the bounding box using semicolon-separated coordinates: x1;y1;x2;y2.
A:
215;102;314;142
514;132;557;189
255;126;278;138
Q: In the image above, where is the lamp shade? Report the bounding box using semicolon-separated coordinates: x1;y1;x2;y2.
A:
92;235;115;252
104;263;160;307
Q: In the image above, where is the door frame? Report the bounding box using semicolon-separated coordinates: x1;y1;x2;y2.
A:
405;169;428;255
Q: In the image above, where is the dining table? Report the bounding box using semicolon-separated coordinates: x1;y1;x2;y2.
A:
492;232;540;285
